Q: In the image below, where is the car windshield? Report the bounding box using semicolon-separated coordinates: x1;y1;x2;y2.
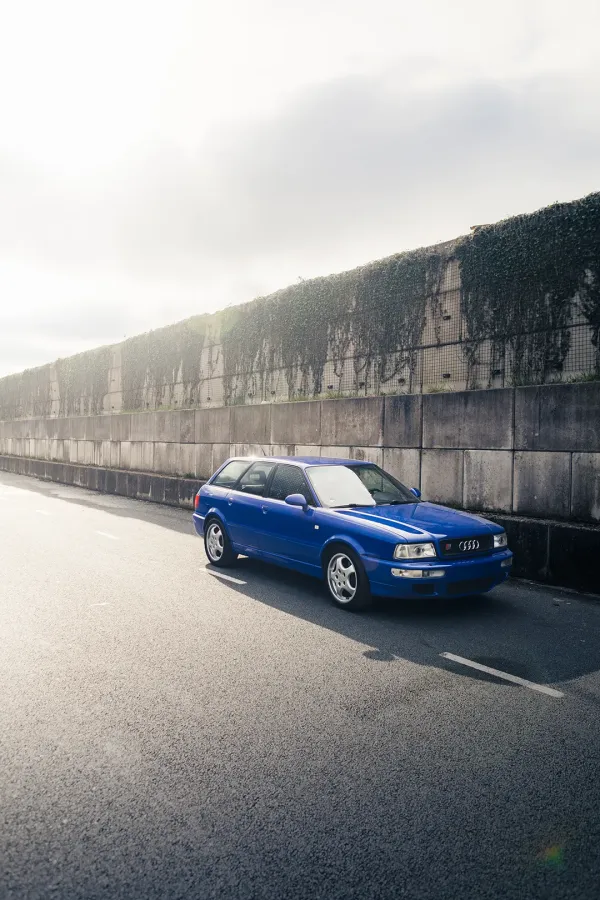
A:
307;464;417;508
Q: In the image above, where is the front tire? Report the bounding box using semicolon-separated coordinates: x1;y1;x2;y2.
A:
324;545;372;611
204;518;237;567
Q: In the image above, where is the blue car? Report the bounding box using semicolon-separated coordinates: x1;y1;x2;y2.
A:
193;456;513;611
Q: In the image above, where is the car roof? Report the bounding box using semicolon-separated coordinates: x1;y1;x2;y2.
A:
227;456;372;468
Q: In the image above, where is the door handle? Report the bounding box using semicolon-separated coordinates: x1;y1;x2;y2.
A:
261;506;268;514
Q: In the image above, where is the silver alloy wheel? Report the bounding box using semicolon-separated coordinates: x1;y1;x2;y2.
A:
206;522;225;562
327;552;358;604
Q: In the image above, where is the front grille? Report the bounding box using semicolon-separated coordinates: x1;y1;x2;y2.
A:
440;534;493;556
447;578;495;596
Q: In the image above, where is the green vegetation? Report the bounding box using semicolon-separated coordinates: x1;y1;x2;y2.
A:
456;191;600;385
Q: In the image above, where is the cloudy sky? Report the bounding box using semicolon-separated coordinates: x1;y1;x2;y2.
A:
1;0;600;377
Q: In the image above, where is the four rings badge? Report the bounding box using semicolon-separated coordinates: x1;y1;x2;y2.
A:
459;539;480;551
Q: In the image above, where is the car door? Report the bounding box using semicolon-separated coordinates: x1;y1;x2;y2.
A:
259;464;322;567
225;461;276;549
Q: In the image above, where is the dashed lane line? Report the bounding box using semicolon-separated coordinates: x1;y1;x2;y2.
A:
440;652;564;698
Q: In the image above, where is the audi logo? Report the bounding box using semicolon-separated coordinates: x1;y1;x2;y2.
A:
459;539;480;551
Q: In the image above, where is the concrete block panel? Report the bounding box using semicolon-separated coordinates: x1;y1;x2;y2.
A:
34;419;48;439
154;410;181;443
464;450;513;513
548;522;600;594
571;453;600;522
130;412;156;442
382;449;421;490
195;443;214;479
351;447;383;467
421;450;464;506
231;404;271;444
489;514;550;581
383;394;422;448
321;397;383;447
120;441;132;469
320;446;351;459
270;444;296;458
130;441;154;472
513;451;571;518
154;441;180;475
180;410;195;443
56;418;71;440
68;441;79;464
49;440;65;462
179;443;196;477
230;443;271;459
110;414;131;442
515;383;600;452
91;415;111;441
94;441;111;468
295;445;321;458
109;442;121;469
195;406;231;444
211;444;231;472
423;388;513;449
271;401;321;445
70;417;88;440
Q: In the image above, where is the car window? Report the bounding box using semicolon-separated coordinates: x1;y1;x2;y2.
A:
307;465;376;508
348;465;415;504
211;460;251;487
267;465;313;504
236;461;276;496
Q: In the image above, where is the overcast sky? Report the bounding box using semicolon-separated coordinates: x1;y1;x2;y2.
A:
1;0;600;377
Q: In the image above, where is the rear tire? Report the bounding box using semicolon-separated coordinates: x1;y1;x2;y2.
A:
323;544;372;611
204;517;237;568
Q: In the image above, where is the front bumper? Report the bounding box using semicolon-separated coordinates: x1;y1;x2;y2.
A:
366;549;513;598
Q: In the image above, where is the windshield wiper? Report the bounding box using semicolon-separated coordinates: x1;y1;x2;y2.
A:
378;500;414;505
333;503;375;509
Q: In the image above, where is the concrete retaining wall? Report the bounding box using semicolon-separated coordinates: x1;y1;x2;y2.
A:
2;383;599;523
1;453;598;595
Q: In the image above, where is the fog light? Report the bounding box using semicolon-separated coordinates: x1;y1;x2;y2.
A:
501;558;512;568
392;568;446;579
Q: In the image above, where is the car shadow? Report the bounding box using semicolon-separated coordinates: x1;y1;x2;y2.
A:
5;471;600;693
211;556;600;692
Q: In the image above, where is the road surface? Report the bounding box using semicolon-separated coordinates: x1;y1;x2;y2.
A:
1;470;599;900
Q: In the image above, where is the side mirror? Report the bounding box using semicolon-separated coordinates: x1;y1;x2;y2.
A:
285;493;308;509
410;487;421;499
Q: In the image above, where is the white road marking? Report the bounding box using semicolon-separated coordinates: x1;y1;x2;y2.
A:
200;568;247;585
36;509;51;516
440;652;564;698
95;531;119;541
89;602;110;607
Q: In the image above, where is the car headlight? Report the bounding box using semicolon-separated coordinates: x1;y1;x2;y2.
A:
394;542;437;560
493;532;508;549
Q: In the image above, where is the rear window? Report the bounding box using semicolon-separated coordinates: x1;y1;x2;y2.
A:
211;460;251;487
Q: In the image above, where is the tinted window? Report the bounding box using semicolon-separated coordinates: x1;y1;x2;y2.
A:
268;465;313;504
237;461;276;496
212;460;251;487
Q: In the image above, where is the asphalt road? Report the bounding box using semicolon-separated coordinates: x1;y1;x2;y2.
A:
1;470;600;900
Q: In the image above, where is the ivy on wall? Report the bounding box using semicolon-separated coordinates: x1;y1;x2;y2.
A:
121;316;210;410
220;248;445;403
1;193;599;421
55;346;112;417
456;191;600;384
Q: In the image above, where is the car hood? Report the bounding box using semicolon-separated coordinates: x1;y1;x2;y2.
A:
333;502;499;540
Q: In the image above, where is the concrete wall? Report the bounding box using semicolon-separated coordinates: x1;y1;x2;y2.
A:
1;382;599;524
